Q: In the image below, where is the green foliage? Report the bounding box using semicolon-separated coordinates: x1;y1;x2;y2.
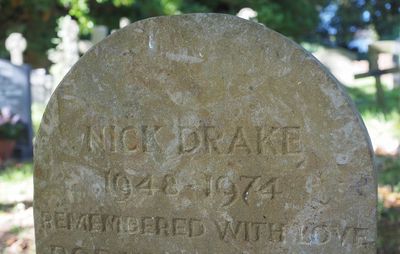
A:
346;84;400;121
0;0;330;66
60;0;93;33
1;0;399;66
377;220;400;254
377;156;400;192
0;0;60;66
31;103;46;135
0;163;33;182
251;0;326;40
332;0;400;43
0;108;25;140
0;122;24;140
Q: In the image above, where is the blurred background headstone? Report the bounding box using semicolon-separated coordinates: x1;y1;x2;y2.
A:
0;59;33;160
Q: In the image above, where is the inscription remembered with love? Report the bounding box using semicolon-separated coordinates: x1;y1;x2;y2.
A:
34;14;376;253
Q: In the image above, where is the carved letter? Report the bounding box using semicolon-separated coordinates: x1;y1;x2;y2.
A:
141;125;162;152
256;126;279;155
156;217;170;236
189;218;205;237
178;126;200;154
172;218;187;236
54;212;70;230
203;126;221;154
127;217;140;234
250;222;266;241
104;215;121;233
268;223;285;242
41;211;53;229
141;217;156;234
121;126;138;152
214;220;243;241
85;126;105;152
283;127;301;154
90;214;104;232
228;127;251;154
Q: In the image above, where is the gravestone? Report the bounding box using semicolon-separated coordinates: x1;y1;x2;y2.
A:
0;59;33;159
34;14;376;253
48;15;80;87
5;33;27;66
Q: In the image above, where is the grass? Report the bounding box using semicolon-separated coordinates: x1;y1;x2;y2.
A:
377;156;400;191
345;83;400;155
346;85;400;119
9;226;24;235
0;163;33;183
31;103;46;135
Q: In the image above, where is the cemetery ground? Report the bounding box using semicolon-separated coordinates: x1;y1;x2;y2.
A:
0;81;399;253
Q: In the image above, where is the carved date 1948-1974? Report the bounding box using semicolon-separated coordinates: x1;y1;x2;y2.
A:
105;170;282;207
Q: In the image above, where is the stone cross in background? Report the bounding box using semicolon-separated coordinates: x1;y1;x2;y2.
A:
5;33;27;66
48;16;79;86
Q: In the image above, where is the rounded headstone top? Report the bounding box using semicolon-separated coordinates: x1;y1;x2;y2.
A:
34;14;376;253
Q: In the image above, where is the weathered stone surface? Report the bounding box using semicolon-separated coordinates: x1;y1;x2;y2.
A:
34;14;376;253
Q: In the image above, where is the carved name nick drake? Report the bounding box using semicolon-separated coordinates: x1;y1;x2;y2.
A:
82;124;302;155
